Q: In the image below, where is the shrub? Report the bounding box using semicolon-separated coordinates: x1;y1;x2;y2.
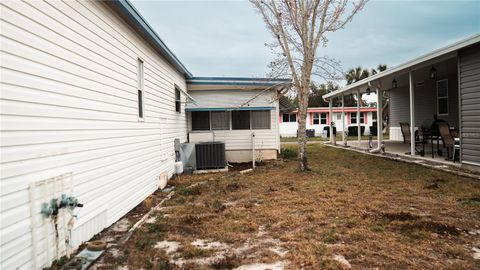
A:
281;147;297;159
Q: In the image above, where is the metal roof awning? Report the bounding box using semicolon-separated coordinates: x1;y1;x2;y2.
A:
323;34;480;99
185;107;275;112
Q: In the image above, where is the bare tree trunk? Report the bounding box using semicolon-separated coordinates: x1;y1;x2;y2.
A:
297;83;309;171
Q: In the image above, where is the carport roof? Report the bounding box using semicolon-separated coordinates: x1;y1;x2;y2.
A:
323;34;480;99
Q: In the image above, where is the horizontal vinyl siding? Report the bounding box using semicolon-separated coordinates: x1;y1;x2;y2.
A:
459;44;480;166
389;71;459;128
186;89;275;109
0;1;187;269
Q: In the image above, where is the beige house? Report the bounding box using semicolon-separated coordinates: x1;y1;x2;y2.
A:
186;77;290;163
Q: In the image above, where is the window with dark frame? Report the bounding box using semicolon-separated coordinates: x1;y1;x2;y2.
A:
320;113;327;124
282;113;296;122
252;110;270;129
191;111;210;130
211;111;230;130
290;113;296;122
137;58;144;119
175;87;181;113
437;79;448;115
372;112;377;122
232;110;251;130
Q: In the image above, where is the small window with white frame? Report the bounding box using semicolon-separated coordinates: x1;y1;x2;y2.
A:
372;112;377;123
312;113;319;125
137;58;144;120
351;112;357;124
320;113;327;124
437;79;448;115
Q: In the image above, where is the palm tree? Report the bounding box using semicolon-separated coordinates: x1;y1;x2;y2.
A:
345;66;370;85
371;64;387;75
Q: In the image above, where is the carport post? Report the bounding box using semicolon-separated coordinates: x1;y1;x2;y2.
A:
409;71;415;156
357;89;361;147
341;95;345;143
377;88;383;149
329;99;333;144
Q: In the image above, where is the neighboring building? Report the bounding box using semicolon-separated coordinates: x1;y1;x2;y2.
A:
0;1;289;269
279;107;377;137
186;77;290;162
323;34;480;172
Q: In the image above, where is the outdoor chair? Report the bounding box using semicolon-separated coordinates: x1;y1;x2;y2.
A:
399;122;424;156
438;122;458;161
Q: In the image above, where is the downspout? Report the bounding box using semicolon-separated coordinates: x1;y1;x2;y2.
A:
252;132;256;169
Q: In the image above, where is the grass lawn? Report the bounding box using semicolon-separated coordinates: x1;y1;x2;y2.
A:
98;144;479;269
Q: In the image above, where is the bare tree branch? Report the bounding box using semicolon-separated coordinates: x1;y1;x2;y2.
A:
250;0;367;171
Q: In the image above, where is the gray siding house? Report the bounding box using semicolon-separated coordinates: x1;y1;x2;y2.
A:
323;35;480;171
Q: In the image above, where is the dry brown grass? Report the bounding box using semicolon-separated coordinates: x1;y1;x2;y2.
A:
99;144;480;269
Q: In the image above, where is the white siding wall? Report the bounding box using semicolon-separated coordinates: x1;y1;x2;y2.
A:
186;89;275;109
0;1;187;269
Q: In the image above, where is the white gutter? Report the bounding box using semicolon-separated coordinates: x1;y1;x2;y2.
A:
323;34;480;99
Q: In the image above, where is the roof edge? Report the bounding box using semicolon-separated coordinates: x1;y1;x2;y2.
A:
188;76;291;82
107;0;193;78
323;34;480;99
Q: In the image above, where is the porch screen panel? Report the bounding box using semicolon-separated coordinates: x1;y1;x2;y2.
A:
459;44;480;166
211;111;230;130
252;110;271;129
192;111;210;130
232;110;250;130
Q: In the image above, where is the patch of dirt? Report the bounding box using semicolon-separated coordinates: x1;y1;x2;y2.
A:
229;162;254;172
331;254;351;269
234;261;287;270
397;220;461;236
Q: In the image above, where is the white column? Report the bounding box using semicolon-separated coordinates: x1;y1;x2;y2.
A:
377;88;383;149
329;99;333;144
357;89;361;147
341;95;345;143
409;71;415;156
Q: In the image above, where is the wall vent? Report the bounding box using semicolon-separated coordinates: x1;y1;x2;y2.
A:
195;142;226;170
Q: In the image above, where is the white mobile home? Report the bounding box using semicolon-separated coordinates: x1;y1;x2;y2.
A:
279;107;377;137
0;0;289;268
323;35;480;172
0;0;190;268
186;77;290;163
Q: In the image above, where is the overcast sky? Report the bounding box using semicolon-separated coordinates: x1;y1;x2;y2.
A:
131;0;479;85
